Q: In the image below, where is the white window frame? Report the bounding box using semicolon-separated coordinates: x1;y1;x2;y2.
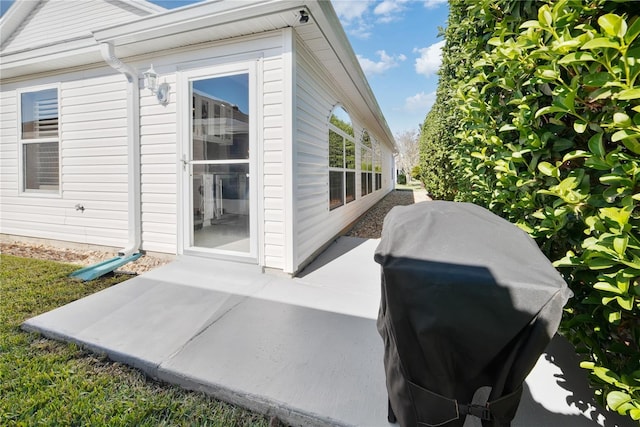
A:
328;124;356;210
17;84;61;197
177;60;260;262
360;130;373;197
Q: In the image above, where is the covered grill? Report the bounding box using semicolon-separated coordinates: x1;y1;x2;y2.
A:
374;201;572;427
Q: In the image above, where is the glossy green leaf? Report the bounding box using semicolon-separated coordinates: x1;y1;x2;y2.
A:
585;157;611;170
588;133;606;157
623;138;640;154
625;15;640;44
600;206;632;227
616;296;634;310
608;310;622;323
520;20;541;29
584;72;613;87
594;281;624;294
499;124;517;132
538;5;553;27
538;162;555;176
612;129;640;142
539;69;559;80
613;236;628;256
617;88;640;100
558;52;595;64
598;14;627;38
562;150;588;161
581;38;621;50
613;112;631;126
607;391;632;412
535;105;567;118
574;121;587;133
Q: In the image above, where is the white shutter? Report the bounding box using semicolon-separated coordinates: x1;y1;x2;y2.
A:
34;96;58;138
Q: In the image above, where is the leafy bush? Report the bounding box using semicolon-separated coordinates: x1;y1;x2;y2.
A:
435;0;640;420
420;105;458;199
419;4;481;201
397;174;407;185
411;165;422;181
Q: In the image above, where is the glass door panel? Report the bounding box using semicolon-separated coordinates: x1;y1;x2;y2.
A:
189;72;251;254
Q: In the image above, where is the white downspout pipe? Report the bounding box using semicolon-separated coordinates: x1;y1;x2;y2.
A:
98;42;141;257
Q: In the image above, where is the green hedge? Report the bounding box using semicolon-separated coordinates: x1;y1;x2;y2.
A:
426;0;640;420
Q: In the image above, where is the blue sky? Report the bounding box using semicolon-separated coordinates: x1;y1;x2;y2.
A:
0;0;448;136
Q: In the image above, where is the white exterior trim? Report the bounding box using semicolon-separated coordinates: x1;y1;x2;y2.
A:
282;27;296;274
16;82;62;198
177;59;261;264
98;42;141;257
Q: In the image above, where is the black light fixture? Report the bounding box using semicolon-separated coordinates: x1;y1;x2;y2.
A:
299;10;309;24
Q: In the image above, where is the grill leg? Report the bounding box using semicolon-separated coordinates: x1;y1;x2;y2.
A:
388;398;397;423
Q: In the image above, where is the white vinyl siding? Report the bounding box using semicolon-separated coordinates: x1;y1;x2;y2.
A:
2;0;152;53
0;73;130;248
140;73;178;254
293;35;393;269
262;56;286;269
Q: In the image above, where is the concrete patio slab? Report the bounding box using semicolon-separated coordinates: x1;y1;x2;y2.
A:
22;237;635;427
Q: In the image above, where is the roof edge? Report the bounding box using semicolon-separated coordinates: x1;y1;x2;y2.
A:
307;1;396;150
117;0;167;14
0;0;40;49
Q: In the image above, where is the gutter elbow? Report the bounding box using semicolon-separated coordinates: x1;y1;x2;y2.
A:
98;42;137;83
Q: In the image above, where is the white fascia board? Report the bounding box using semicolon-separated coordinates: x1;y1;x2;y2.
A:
0;37;101;80
124;0;167;14
93;0;306;45
307;1;397;151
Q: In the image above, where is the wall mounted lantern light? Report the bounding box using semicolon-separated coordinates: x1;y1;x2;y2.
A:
143;64;170;105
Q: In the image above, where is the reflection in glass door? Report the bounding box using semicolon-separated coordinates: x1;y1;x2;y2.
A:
189;73;251;254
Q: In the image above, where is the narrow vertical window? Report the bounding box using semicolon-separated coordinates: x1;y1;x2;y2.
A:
361;130;372;196
329;129;345;210
328;106;355;210
20;88;59;192
374;140;382;191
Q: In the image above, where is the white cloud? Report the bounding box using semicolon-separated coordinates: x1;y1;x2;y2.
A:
414;40;445;77
423;0;448;9
349;21;373;39
357;50;406;76
373;0;411;23
404;91;436;112
332;0;375;39
332;0;372;22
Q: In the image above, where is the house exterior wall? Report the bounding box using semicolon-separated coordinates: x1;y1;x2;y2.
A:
2;0;151;53
137;32;287;265
2;14;395;273
293;34;395;270
139;72;178;254
1;32;288;264
0;71;130;247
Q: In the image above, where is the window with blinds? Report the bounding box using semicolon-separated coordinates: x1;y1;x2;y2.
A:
20;88;60;192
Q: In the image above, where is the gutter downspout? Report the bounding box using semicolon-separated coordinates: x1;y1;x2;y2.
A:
98;42;141;257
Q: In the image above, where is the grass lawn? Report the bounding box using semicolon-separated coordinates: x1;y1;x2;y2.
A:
0;254;270;426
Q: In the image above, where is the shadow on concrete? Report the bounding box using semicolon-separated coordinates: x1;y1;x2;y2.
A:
295;236;370;279
532;336;635;427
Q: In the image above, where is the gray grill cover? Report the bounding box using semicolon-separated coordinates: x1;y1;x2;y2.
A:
374;201;572;427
